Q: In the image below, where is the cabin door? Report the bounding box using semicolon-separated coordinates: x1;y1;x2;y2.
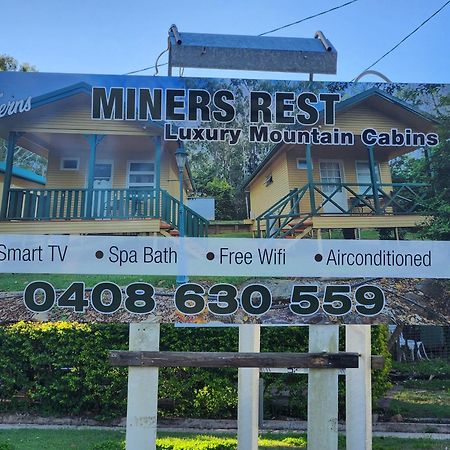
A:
319;160;347;214
92;161;113;217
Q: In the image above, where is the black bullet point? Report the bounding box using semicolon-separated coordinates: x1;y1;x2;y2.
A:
95;250;104;259
314;253;323;262
206;252;215;261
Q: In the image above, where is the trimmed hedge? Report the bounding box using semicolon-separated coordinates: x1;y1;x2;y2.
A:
0;322;391;421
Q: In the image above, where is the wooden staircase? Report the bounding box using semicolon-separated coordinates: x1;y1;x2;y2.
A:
279;219;313;239
159;220;180;237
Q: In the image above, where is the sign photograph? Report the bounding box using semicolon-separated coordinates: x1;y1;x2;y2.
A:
0;72;449;326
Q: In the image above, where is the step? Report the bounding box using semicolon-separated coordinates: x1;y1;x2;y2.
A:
160;221;172;230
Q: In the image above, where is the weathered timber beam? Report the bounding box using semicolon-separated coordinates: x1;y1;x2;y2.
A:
109;351;359;369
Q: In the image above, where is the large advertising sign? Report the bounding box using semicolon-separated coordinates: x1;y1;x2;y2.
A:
0;72;448;325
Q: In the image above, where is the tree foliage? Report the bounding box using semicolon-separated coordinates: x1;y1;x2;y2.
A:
391;94;450;240
202;177;235;220
419;95;450;240
0;54;36;72
0;55;44;176
187;79;449;220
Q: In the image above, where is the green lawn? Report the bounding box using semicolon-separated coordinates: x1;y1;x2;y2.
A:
0;273;252;293
392;359;450;377
0;429;125;450
0;430;448;450
389;379;450;419
210;231;253;238
323;228;420;240
0;273;176;292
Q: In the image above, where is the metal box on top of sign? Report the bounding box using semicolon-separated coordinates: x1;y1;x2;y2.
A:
168;25;337;75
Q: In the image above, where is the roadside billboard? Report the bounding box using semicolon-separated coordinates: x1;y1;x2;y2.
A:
0;72;448;325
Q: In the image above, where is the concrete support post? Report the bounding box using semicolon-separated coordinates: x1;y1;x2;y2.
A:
238;324;261;450
307;325;339;450
126;323;160;450
346;325;372;450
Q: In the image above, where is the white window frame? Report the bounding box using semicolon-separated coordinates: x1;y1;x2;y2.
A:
355;160;381;195
318;159;346;193
296;158;310;170
93;160;114;188
355;160;381;183
127;160;155;188
60;157;80;171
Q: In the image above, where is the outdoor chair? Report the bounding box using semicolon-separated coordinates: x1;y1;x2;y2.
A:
399;333;429;361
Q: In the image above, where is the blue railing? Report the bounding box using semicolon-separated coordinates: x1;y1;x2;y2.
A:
255;182;430;238
4;187;209;237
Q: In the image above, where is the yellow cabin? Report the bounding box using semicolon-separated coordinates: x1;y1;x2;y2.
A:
0;82;208;237
243;89;436;238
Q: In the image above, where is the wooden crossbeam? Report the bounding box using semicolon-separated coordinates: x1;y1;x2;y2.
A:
109;351;361;369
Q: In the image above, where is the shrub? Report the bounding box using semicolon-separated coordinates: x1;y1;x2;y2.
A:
0;321;128;420
156;436;236;450
0;442;14;450
0;322;391;421
371;325;392;401
90;437;237;450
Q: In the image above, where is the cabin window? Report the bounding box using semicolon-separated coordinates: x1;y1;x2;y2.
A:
93;162;113;189
60;157;80;171
264;173;273;186
127;161;155;188
355;161;381;194
296;158;309;170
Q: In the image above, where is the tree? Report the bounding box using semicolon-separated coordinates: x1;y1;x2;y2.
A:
391;94;450;240
419;94;450;240
0;55;44;175
199;177;236;221
0;54;36;72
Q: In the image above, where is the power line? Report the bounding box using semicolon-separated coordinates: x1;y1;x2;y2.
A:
259;0;359;36
353;0;450;80
125;61;168;75
125;1;359;75
153;48;169;76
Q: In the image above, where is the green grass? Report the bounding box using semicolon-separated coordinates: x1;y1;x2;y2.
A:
0;273;251;293
0;429;125;450
322;228;420;240
383;360;450;420
392;359;450;377
0;273;177;292
210;231;253;238
389;379;450;419
0;430;448;450
371;437;450;449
